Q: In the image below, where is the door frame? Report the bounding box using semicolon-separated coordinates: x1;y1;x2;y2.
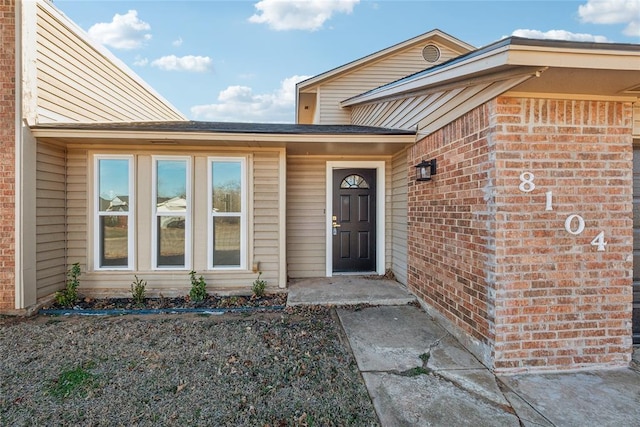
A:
325;161;385;276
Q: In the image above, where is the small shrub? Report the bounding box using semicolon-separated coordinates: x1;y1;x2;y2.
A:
55;263;81;307
189;270;207;302
130;275;147;307
252;272;267;298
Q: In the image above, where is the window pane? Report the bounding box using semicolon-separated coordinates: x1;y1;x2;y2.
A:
99;159;129;212
212;162;241;213
156;160;187;212
157;216;186;267
212;217;240;267
100;216;128;267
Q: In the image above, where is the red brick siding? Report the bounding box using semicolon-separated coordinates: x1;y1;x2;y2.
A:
408;97;634;373
408;103;495;348
0;0;15;310
492;97;633;373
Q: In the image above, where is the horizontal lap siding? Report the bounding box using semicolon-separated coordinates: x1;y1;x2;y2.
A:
318;43;460;125
36;4;183;122
252;152;281;286
391;150;408;285
287;157;393;278
65;149;282;295
36;143;66;298
286;158;326;277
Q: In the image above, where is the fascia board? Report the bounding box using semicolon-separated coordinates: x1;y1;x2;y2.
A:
505;45;640;70
341;46;513;106
30;128;416;144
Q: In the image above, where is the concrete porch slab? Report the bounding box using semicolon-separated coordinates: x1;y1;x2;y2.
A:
286;276;416;306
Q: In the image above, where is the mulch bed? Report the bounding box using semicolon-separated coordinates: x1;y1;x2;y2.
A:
42;293;288;311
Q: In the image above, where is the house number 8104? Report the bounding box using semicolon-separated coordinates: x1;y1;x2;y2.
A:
519;172;606;251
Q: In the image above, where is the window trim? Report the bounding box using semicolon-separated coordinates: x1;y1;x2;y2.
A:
151;156;192;270
94;155;135;271
207;157;247;270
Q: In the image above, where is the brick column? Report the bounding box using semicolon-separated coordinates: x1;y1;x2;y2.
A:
408;97;634;373
492;97;633;373
0;0;15;310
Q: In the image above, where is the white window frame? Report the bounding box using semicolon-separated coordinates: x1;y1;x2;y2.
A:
94;155;135;270
152;156;192;270
207;157;247;270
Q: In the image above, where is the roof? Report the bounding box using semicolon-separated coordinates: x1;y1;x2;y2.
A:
30;121;416;156
342;36;640;107
31;121;415;135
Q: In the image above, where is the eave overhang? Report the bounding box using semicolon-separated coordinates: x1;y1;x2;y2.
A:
30;122;416;156
341;37;640;107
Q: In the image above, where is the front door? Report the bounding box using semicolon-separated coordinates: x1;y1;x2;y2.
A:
332;168;376;273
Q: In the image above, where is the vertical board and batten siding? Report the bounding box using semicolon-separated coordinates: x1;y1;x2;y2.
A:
390;149;408;285
35;142;66;298
65;148;281;294
286;156;393;278
316;42;461;125
35;3;184;123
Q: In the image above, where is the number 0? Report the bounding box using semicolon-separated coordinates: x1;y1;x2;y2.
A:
564;214;585;235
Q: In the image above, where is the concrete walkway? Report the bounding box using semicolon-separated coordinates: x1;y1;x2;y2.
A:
337;304;640;427
285;277;640;426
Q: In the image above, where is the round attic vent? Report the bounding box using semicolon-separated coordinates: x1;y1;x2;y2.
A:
422;44;441;63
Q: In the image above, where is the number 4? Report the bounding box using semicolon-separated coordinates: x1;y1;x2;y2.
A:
591;231;607;252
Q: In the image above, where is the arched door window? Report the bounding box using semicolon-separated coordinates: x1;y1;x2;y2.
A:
340;174;369;189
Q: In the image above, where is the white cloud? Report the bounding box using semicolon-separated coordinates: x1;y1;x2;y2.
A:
249;0;359;31
151;55;213;72
190;75;311;122
578;0;640;37
172;37;184;47
511;29;609;42
133;56;149;67
88;10;151;49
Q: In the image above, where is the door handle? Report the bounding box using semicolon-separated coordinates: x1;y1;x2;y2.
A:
332;222;341;228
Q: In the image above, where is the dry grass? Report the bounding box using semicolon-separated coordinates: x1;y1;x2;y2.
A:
0;308;378;426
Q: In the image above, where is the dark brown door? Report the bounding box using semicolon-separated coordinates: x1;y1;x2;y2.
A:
633;147;640;344
332;168;376;273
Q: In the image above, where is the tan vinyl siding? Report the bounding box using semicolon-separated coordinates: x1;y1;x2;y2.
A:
286;157;327;278
316;42;461;125
634;103;640;137
390;149;408;285
36;142;66;298
287;156;393;278
35;3;184;123
65;148;282;295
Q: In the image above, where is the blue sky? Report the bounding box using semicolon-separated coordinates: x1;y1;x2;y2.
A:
56;0;640;123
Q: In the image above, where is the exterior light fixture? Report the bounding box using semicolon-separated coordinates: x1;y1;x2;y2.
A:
415;159;437;181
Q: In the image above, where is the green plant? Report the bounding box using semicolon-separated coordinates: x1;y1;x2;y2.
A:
189;270;207;302
252;271;267;298
130;275;147;307
55;263;81;307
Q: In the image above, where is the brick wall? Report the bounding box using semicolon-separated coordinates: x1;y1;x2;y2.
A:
0;0;15;310
408;103;496;358
408;96;634;373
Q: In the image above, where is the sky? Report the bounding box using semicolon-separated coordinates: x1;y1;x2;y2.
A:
55;0;640;123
